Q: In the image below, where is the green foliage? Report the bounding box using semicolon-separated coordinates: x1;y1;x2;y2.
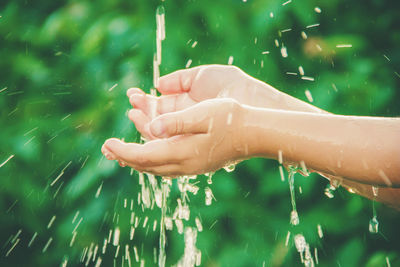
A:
1;0;399;266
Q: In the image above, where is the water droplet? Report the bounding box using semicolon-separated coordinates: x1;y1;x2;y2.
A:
185;59;192;68
305;90;313;103
317;224;323;238
285;231;291;246
369;216;379;233
205;172;214;184
223;164;236;172
175;219;184;234
47;215;56;229
290;210;300;225
280;46;288;58
294;234;306;253
228;56;234;65
324;184;336;198
205;187;215;206
372;186;379;197
279;165;285;181
347;187;356;194
165;217;173;230
113;227;120;246
127;227;134;243
386;256;391;267
195;217;203;232
298;66;305;76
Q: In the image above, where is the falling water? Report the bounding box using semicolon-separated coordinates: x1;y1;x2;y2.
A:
153;4;168;266
151;5;205;266
287;165;299;226
158;179;169;267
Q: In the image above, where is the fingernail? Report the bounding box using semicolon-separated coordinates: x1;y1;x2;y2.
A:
150;119;164;137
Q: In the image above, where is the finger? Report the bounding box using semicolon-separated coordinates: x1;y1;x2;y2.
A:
128;109;153;139
157;93;197;114
139;135;207;175
158;67;201;95
130;93;197;117
149;105;210;138
103;138;185;167
129;93;148;110
129;94;159;119
127;87;145;98
101;144;117;160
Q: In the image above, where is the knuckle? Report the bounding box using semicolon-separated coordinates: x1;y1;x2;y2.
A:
174;117;184;135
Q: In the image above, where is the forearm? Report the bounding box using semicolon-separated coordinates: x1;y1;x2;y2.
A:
252;81;323;112
245;82;400;205
243;106;400;187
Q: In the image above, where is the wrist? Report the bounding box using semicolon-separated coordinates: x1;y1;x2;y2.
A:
241;106;293;161
240;105;273;159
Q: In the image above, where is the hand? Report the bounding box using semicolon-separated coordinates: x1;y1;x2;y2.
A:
102;99;247;176
127;65;323;139
126;65;252;139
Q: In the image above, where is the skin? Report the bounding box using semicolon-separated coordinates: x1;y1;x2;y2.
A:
102;65;400;208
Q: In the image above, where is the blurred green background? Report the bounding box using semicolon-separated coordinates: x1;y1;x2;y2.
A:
1;0;399;266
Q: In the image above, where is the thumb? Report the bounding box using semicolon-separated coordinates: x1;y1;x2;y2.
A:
149;106;209;138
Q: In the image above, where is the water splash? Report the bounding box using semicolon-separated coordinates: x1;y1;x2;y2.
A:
175;228;201;267
294;234;315;267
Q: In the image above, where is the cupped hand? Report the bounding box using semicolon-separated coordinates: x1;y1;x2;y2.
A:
101;98;248;176
127;65;323;139
126;65;252;139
